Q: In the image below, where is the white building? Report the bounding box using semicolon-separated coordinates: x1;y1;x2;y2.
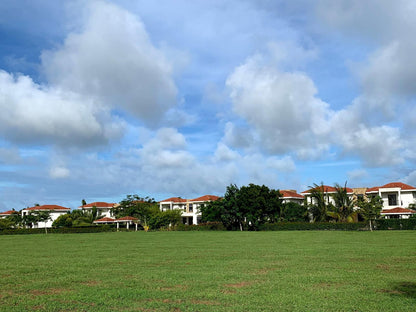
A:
21;205;70;228
159;195;220;225
280;190;304;204
301;185;354;206
0;210;18;219
366;182;416;219
79;202;118;218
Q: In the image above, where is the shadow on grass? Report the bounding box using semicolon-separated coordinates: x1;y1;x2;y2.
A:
383;282;416;299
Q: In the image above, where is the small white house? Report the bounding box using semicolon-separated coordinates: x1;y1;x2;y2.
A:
21;205;70;228
280;190;304;204
159;195;220;225
0;210;19;219
79;202;118;218
366;182;416;219
301;185;354;206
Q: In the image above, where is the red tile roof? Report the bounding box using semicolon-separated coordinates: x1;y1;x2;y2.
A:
93;217;116;223
366;182;416;193
381;207;416;214
280;190;304;199
159;197;188;203
24;205;70;211
190;195;220;202
116;216;138;221
0;210;19;216
301;185;353;194
79;202;117;209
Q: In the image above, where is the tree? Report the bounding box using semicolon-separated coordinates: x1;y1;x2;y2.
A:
280;202;308;222
200;184;282;231
53;214;73;228
34;211;52;234
308;183;331;222
327;183;357;223
357;195;383;231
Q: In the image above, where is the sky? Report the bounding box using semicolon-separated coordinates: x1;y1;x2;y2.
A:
1;0;416;210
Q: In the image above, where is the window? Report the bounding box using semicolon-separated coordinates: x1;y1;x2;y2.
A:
388;194;397;206
189;204;193;212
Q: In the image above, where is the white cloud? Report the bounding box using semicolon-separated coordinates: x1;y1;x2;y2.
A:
41;0;177;126
0;71;122;146
226;55;331;155
49;166;70;179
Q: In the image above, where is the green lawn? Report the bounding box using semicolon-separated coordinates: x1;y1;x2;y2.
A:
0;231;415;311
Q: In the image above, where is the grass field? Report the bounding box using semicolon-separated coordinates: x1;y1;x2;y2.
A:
0;231;415;311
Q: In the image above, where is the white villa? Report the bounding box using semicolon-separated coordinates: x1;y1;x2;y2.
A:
0;210;18;219
79;202;118;218
159;195;220;225
280;190;304;204
366;182;416;219
21;205;70;228
301;185;354;206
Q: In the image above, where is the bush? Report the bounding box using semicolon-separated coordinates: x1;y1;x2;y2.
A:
374;218;416;230
175;222;226;231
0;225;116;235
259;222;367;231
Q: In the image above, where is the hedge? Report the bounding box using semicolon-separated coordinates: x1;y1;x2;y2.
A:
258;222;368;231
374;218;416;230
175;222;226;231
0;225;118;235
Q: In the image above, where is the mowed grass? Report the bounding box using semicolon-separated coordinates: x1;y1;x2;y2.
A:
1;231;416;311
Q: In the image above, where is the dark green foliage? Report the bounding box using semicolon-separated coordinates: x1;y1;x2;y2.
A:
175;222;226;231
327;183;357;222
201;183;282;230
0;218;14;230
0;225;115;235
307;183;331;222
280;202;308;222
259;222;367;231
374;218;416;230
357;195;383;230
114;194;181;230
53;214;73;228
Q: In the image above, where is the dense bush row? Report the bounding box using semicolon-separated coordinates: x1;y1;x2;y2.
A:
374;218;416;230
259;222;368;231
175;222;226;231
0;225;117;235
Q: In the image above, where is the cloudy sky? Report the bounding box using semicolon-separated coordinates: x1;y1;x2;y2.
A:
1;0;416;210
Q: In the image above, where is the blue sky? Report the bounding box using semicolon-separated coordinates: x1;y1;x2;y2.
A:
1;0;416;210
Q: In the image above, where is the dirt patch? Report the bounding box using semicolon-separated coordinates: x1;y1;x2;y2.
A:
224;281;252;288
377;289;405;295
313;282;344;289
254;268;276;275
190;299;221;306
222;289;237;294
376;264;390;271
30;288;70;296
81;280;102;287
159;285;187;291
32;305;45;310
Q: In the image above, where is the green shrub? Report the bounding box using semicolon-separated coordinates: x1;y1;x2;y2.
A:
175;222;226;231
0;225;116;235
259;222;367;231
374;218;416;230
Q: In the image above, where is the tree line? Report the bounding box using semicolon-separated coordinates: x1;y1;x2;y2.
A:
200;183;385;231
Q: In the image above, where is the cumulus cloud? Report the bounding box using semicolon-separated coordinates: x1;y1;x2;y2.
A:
0;70;122;146
226;55;331;155
49;166;70;179
41;0;177;125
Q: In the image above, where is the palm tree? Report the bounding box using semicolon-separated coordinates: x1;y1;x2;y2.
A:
328;183;357;222
308;183;331;222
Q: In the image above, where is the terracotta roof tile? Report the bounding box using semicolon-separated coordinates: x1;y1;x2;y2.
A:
159;197;188;203
381;207;416;214
79;202;117;209
280;190;304;199
93;217;116;223
301;185;353;194
0;210;19;215
116;216;138;221
24;205;70;211
190;195;220;202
